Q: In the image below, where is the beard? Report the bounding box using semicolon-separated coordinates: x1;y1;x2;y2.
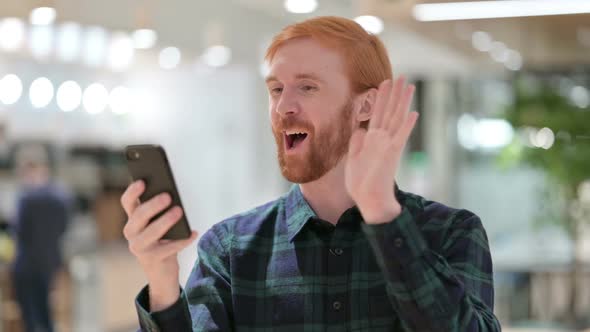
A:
272;99;354;184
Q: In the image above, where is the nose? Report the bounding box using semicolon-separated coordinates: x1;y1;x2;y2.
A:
275;88;299;117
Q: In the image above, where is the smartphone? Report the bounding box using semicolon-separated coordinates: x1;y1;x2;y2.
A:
124;144;191;240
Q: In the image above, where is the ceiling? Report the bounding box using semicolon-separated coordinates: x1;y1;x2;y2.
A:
362;0;590;69
0;0;588;73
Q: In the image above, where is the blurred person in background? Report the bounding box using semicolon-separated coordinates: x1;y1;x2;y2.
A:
122;16;500;331
11;145;70;332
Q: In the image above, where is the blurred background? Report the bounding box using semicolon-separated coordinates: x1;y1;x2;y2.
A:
0;0;588;331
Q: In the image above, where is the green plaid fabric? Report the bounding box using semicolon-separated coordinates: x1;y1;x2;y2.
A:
136;184;500;331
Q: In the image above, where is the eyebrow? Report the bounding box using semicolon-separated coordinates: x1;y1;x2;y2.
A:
265;73;325;84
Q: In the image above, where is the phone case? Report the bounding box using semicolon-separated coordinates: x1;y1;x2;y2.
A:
125;144;191;240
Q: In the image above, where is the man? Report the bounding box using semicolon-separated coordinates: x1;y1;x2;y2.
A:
122;16;500;331
12;145;70;332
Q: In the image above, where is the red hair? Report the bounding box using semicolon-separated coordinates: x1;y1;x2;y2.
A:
265;16;393;94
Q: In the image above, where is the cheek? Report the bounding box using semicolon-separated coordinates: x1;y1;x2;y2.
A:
268;99;275;118
269;106;280;128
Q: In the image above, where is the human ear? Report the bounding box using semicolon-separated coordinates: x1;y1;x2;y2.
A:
356;88;377;123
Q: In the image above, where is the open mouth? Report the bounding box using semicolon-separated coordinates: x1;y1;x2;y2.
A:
284;131;308;150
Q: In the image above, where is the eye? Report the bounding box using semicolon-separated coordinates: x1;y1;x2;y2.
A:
269;87;283;96
301;85;317;92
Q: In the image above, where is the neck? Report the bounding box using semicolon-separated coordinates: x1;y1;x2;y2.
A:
299;157;354;225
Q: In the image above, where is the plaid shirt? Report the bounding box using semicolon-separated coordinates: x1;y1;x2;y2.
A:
136;184;500;331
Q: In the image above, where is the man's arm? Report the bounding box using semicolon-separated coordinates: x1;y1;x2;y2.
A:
135;225;233;331
362;206;501;332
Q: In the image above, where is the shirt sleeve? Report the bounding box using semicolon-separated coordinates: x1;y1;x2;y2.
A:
362;206;501;332
133;224;234;332
184;224;234;330
135;286;192;332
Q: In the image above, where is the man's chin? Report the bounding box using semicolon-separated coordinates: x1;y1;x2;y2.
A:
279;161;317;184
281;171;318;184
280;162;331;184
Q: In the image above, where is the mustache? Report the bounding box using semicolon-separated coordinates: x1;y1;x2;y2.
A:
274;117;313;132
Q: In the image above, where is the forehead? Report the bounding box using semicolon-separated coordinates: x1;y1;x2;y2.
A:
268;38;348;82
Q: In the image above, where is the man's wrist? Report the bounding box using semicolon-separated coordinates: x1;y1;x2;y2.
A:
361;200;402;225
148;284;180;312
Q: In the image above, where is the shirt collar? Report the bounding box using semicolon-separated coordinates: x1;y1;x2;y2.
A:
284;184;317;242
284;182;405;242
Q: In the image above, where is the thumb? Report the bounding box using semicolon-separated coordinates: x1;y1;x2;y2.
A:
348;129;367;157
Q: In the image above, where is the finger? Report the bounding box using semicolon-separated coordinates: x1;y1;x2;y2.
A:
124;192;172;238
384;77;407;134
388;84;415;136
369;79;392;130
151;231;199;261
121;180;145;216
128;206;183;254
393;111;420;149
138;206;185;245
348;129;367;157
383;76;405;127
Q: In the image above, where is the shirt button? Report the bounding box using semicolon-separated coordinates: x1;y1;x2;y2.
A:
331;248;343;256
332;301;342;311
394;237;404;248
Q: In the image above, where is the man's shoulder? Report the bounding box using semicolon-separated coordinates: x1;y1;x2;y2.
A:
401;189;483;231
400;189;488;252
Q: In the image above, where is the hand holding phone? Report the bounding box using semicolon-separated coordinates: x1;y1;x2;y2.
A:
125;144;191;240
121;145;197;311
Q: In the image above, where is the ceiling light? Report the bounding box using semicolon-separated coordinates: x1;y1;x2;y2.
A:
57;22;81;62
284;0;317;14
202;45;231;68
458;114;514;150
56;81;82;112
0;18;26;51
354;16;384;35
108;32;134;71
471;31;492;52
475;118;514;149
29;24;54;59
535;127;555;150
413;0;590;21
490;42;509;62
83;26;107;67
132;29;157;49
158;46;181;69
0;74;23;105
29;77;54;108
29;7;56;26
505;50;523;71
83;83;109;114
